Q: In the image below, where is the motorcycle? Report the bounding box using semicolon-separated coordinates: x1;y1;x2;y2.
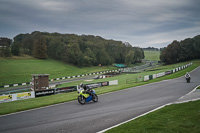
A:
186;77;191;83
77;88;98;105
185;73;191;83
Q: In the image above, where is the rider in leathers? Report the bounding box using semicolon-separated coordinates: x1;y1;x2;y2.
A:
80;83;93;96
185;72;191;78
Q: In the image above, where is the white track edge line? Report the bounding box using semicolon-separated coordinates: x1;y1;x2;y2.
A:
97;103;172;133
97;84;200;133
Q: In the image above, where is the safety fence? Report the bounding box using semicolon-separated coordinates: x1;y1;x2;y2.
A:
0;80;118;103
0;91;35;103
126;62;193;83
143;62;193;82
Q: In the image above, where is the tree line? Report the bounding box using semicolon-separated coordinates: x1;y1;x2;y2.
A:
4;31;145;66
143;47;159;51
0;37;12;57
160;35;200;64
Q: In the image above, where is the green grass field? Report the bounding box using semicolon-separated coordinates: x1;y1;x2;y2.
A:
106;100;200;133
56;60;198;88
144;51;160;61
0;57;116;87
0;51;159;86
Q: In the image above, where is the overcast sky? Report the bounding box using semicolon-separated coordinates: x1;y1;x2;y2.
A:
0;0;200;48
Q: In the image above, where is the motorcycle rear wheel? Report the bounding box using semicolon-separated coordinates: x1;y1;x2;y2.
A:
78;95;86;105
92;94;98;102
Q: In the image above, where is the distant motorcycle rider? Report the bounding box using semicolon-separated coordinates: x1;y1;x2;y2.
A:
185;72;191;78
185;72;191;83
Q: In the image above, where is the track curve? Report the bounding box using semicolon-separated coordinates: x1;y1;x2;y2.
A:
0;67;200;133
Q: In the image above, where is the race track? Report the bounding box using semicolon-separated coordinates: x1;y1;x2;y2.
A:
0;67;200;133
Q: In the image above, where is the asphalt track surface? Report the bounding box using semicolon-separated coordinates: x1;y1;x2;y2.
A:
0;66;200;133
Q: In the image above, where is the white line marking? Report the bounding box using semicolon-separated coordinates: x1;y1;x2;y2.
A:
0;100;76;118
97;84;200;133
97;103;172;133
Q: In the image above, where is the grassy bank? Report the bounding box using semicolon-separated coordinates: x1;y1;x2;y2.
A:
0;60;199;115
197;85;200;89
106;100;200;133
0;50;158;87
0;57;116;87
56;60;199;88
143;51;160;61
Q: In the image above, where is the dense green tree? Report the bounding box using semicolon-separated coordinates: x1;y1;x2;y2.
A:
160;47;167;63
166;41;180;64
66;42;82;66
133;47;144;62
21;34;34;55
12;34;24;55
125;51;134;65
11;43;20;56
32;34;47;59
12;31;145;66
193;35;200;58
160;35;200;64
0;37;12;57
83;48;96;66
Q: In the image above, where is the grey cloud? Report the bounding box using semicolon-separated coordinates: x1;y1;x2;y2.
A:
0;0;200;48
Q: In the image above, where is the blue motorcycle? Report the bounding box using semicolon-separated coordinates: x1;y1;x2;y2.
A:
77;89;98;105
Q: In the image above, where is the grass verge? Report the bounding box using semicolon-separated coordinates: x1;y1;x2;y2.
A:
0;58;116;87
143;51;160;61
105;100;200;133
0;60;199;115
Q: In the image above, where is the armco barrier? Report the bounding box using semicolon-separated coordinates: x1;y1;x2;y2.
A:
0;80;118;103
153;74;157;79
0;95;12;103
165;70;172;75
86;81;109;88
0;91;35;103
143;62;192;82
35;89;55;97
149;75;153;80
156;72;165;78
109;80;118;85
144;75;149;81
55;86;77;94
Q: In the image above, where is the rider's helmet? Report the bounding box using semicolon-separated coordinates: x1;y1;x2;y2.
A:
80;83;88;90
80;83;84;88
83;84;87;90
